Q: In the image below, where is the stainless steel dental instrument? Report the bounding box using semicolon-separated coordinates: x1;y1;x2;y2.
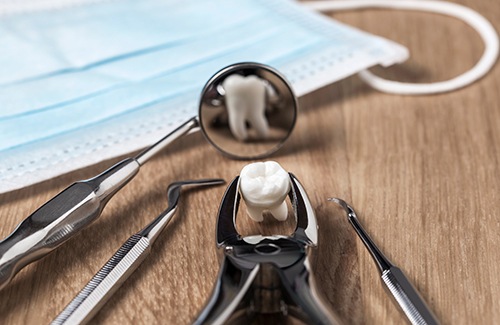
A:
194;175;342;325
0;62;297;291
329;198;439;325
51;178;224;325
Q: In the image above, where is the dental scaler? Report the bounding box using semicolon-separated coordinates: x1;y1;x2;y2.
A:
53;178;224;325
329;198;439;325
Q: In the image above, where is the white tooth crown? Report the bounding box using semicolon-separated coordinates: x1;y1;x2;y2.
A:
239;161;290;222
222;74;269;141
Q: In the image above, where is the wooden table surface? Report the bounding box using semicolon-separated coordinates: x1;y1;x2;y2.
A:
1;0;499;323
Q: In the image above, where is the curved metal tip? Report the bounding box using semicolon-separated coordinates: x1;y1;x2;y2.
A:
328;197;393;273
327;197;356;218
168;179;225;207
139;178;225;242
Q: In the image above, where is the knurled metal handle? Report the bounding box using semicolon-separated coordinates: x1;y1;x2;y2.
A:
52;234;151;325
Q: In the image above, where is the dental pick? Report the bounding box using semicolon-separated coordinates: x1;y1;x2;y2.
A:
52;178;224;325
329;198;439;325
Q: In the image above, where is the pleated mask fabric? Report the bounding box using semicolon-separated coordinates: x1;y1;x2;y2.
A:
0;0;408;193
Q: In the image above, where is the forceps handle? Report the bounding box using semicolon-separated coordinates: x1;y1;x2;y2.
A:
0;158;140;292
51;234;151;325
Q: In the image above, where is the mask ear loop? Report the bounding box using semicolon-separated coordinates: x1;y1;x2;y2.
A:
304;0;499;95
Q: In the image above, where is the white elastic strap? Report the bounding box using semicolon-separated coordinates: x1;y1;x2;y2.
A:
304;0;499;95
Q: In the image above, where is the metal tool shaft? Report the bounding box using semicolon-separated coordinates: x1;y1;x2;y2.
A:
382;266;439;325
51;234;151;325
0;119;198;292
135;117;198;165
329;198;439;325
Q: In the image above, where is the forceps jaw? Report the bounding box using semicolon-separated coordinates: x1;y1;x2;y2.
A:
216;176;241;247
215;173;319;247
288;173;318;247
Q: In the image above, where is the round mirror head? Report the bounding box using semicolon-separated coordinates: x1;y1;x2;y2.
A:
199;62;297;160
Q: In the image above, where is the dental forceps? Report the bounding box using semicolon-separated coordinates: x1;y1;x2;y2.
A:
194;174;343;325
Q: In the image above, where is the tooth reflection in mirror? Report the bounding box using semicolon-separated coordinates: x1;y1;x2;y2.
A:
222;74;269;141
199;62;297;160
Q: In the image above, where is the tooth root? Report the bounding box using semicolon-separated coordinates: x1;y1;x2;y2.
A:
269;201;288;221
223;74;269;141
246;205;264;222
227;107;248;141
248;107;269;139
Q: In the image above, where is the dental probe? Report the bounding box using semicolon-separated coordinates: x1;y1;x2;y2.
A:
329;198;439;325
0;118;199;291
52;178;224;325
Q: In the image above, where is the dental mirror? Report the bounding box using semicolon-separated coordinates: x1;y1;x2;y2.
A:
199;62;297;159
0;62;297;291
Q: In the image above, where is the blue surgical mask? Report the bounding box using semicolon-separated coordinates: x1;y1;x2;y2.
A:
0;0;410;192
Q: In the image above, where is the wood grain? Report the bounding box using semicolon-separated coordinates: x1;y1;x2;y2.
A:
1;0;499;323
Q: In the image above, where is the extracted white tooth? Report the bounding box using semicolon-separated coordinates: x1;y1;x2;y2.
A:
222;74;269;141
246;205;265;222
239;161;290;222
269;203;288;222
